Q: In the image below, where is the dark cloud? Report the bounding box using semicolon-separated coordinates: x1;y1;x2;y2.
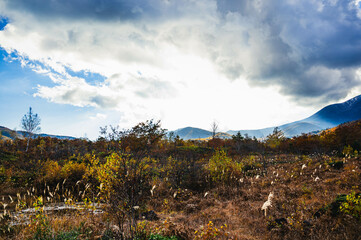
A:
3;0;207;23
212;0;361;103
3;0;361;105
5;0;163;21
91;95;119;108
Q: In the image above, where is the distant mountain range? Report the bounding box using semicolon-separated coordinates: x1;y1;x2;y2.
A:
171;94;361;140
0;126;24;141
2;94;361;141
0;126;76;141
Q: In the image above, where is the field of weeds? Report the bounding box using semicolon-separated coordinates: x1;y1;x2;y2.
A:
143;155;361;240
1;153;360;239
0;120;361;239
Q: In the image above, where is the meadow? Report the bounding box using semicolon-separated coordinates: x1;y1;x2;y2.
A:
0;120;360;239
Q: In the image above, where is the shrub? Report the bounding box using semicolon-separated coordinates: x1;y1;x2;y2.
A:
162;156;207;191
340;191;361;220
207;150;243;185
61;161;86;184
88;152;154;239
42;160;62;184
241;155;262;176
194;221;228;240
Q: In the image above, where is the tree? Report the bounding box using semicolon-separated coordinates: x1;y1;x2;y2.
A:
232;131;244;153
125;119;166;153
265;127;285;150
210;120;219;139
21;107;41;151
99;119;167;154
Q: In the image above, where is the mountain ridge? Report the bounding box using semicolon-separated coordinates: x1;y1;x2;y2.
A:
2;94;361;141
0;126;76;141
172;94;361;139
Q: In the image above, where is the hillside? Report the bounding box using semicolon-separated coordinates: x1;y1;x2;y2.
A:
304;94;361;128
170;127;212;140
0;126;76;141
176;94;361;139
0;126;24;140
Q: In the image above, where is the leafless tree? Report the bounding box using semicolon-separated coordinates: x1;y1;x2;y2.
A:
210;120;219;139
21;107;41;151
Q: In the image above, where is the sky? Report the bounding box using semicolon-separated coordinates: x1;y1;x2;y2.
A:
1;0;361;140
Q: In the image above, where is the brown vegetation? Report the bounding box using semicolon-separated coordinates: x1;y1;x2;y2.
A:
0;119;361;239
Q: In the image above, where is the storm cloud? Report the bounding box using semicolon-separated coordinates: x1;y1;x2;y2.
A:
212;0;361;102
1;0;361;108
5;0;160;21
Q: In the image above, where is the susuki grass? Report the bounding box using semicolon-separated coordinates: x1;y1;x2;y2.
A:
1;120;361;239
1;152;360;239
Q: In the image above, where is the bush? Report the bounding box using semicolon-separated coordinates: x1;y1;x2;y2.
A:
162;156;207;191
42;160;62;184
207;150;243;185
340;191;361;220
194;221;228;240
88;152;154;239
61;161;86;184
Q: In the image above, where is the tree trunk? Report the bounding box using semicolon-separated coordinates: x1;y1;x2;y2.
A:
26;137;30;152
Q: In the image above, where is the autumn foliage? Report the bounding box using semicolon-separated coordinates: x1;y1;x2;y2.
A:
1;119;361;239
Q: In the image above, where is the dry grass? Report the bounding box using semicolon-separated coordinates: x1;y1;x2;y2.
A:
143;155;361;239
1;155;360;239
11;213;105;240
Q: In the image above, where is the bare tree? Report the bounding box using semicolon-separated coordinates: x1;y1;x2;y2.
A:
21;107;41;151
210;120;219;139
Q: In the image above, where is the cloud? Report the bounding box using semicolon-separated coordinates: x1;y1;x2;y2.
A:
35;75;122;109
207;0;361;103
1;0;361;113
5;0;159;21
34;70;177;111
90;113;107;120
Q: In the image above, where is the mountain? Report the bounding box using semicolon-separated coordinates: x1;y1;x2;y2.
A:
228;94;361;138
0;126;76;141
0;126;24;141
175;94;361;139
170;127;212;140
36;133;77;140
16;131;76;140
303;95;361;129
3;94;361;141
226;129;272;139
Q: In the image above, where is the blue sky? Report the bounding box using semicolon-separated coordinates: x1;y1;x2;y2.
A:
1;0;361;139
0;46;120;138
0;48;102;137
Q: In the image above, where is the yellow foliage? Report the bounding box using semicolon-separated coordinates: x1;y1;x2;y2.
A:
208;150;243;184
61;161;86;180
87;152;153;202
340;191;361;220
194;221;228;240
42;160;61;182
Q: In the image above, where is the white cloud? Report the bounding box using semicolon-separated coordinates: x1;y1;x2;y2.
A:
1;0;361;130
90;113;107;120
